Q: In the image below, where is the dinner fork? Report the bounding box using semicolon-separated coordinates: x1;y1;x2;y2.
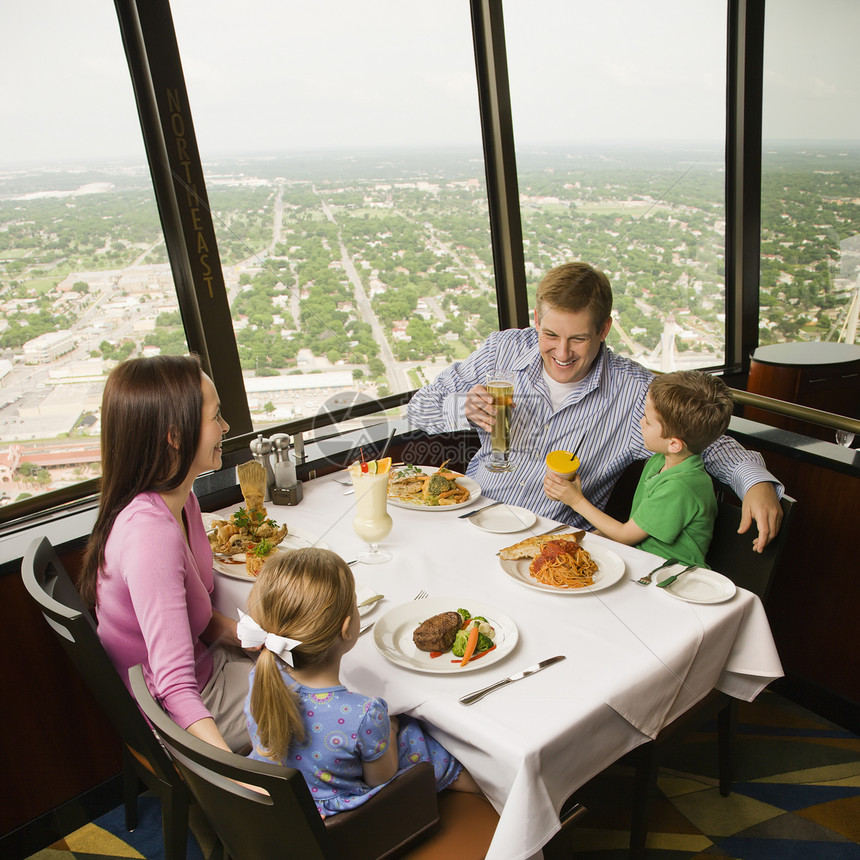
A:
635;557;679;586
656;564;699;588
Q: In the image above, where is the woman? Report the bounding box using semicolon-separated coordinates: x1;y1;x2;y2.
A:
80;354;252;752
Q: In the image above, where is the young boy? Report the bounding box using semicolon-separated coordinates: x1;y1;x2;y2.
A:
544;370;734;566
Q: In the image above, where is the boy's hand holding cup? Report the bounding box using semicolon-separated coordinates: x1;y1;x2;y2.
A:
543;449;583;506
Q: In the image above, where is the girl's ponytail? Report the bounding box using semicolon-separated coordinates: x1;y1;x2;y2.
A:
249;649;304;760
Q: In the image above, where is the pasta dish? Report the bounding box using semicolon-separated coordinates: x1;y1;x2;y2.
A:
528;538;598;589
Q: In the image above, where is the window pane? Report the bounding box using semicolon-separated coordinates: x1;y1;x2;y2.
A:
761;0;860;347
0;2;183;508
170;0;493;434
505;0;727;371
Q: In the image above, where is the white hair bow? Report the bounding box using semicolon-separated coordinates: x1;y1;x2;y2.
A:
237;610;302;667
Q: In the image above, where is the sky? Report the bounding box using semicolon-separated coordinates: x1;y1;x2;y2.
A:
1;0;859;168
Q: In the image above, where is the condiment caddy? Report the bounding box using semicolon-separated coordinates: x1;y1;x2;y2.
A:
250;432;303;505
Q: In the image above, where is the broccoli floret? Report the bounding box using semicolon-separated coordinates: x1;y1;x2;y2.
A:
457;608;471;623
476;632;494;652
427;472;455;496
451;628;470;657
473;615;488;624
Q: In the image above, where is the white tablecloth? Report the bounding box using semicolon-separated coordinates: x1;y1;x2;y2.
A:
209;473;783;860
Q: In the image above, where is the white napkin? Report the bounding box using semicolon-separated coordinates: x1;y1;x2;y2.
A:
355;582;380;617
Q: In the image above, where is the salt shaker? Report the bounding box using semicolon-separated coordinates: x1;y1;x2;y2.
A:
249;434;276;502
270;433;303;505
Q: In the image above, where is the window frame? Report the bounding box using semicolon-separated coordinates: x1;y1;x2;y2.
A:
113;0;253;434
725;0;766;376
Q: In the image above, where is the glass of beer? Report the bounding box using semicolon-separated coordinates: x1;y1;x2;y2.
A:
486;370;514;472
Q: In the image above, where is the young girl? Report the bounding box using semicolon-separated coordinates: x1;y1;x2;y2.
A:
239;547;480;816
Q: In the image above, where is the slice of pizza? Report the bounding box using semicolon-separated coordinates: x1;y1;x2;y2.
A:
498;530;585;560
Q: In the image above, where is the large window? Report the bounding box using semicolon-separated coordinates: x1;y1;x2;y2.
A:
170;0;495;433
5;0;838;519
761;0;860;346
0;2;181;507
505;0;728;371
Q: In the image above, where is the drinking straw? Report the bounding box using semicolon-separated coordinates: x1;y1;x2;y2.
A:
379;428;396;460
570;432;586;460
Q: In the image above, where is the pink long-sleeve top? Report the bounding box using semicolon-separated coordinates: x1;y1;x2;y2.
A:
97;490;216;730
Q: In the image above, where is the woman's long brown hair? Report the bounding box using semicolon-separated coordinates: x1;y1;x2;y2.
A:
79;355;204;606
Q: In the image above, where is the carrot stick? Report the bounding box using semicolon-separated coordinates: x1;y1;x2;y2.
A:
460;626;480;667
451;644;497;663
470;644;497;660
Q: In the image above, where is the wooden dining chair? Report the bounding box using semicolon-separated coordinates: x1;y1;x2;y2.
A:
130;663;501;860
625;492;796;859
21;537;192;860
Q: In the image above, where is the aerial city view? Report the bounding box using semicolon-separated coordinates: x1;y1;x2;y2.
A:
1;144;858;502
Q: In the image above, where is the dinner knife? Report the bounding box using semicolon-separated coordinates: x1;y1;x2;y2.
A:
459;655;566;705
458;500;504;519
656;564;699;588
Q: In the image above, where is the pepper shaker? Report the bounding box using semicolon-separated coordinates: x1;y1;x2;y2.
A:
270;433;303;505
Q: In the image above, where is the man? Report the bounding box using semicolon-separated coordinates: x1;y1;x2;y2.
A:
407;262;783;551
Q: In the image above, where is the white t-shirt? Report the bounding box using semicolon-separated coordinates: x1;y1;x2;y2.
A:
542;366;586;411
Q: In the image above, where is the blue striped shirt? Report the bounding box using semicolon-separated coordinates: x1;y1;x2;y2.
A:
406;329;781;529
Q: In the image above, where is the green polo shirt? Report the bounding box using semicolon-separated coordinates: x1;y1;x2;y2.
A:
630;453;717;567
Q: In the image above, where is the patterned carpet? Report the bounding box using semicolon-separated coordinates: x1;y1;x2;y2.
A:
555;690;860;859
26;691;860;860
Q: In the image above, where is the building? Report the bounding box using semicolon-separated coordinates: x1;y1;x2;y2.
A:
22;331;76;364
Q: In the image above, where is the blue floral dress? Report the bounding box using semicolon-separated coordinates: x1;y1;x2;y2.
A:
245;665;462;816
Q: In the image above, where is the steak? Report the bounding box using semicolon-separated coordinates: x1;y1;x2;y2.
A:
412;611;463;652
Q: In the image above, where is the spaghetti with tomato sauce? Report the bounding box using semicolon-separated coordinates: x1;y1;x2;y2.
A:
529;538;598;589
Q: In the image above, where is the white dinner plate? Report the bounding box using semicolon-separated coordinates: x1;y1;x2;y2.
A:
498;537;625;595
387;466;481;512
656;568;737;604
202;515;330;581
468;504;537;533
373;597;518;673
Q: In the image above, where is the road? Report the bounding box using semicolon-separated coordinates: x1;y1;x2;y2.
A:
315;189;409;393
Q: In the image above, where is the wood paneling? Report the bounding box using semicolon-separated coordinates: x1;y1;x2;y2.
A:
749;448;860;705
